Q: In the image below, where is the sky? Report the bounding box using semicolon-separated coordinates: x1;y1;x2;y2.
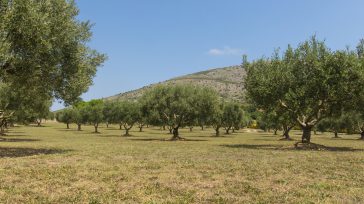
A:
52;0;364;110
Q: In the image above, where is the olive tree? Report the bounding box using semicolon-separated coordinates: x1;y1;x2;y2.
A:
72;102;89;131
0;0;106;112
31;99;52;127
56;108;74;129
83;100;104;133
136;102;148;132
211;102;224;136
141;85;199;140
222;102;243;134
356;40;364;139
103;101;117;128
117;101;139;136
245;36;364;144
195;88;220;130
316;114;350;138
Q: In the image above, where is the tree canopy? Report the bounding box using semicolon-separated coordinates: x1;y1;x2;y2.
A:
245;36;364;143
0;0;106;118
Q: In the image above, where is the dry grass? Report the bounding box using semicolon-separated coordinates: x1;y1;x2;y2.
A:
0;122;363;203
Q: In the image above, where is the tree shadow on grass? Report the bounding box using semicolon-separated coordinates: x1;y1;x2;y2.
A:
128;138;208;142
220;144;363;152
1;134;28;137
0;138;40;142
7;131;25;134
148;131;171;135
251;138;278;141
53;128;77;133
207;134;237;138
0;147;70;158
330;137;364;141
103;127;121;130
27;125;49;128
258;134;281;138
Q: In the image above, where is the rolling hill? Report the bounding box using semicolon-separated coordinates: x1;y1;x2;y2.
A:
105;65;246;102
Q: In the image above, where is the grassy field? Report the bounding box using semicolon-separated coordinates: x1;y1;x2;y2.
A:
0;122;363;203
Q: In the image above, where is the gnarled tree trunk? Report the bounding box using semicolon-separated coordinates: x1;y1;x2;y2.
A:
77;124;82;131
168;126;173;134
123;124;133;136
215;127;220;136
171;127;182;140
124;128;130;136
301;125;313;143
282;126;293;140
138;123;144;132
225;126;231;135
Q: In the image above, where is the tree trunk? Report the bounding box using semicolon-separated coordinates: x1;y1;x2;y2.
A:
119;124;122;130
0;125;5;136
232;128;235;133
282;126;292;140
37;119;42;127
124;128;130;136
215;127;220;136
163;125;166;130
301;125;312;143
360;131;364;140
274;129;278;135
225;127;231;135
169;128;173;134
139;127;143;132
106;122;109;128
201;125;204;131
77;124;82;131
334;131;339;138
94;124;99;133
171;127;182;140
189;127;193;132
173;128;179;137
123;124;133;136
67;123;70;129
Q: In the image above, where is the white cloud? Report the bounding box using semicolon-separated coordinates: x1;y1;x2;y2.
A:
207;46;243;56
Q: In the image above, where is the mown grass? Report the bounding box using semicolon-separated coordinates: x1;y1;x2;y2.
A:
0;122;363;203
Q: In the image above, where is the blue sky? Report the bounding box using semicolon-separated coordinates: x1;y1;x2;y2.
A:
52;0;364;110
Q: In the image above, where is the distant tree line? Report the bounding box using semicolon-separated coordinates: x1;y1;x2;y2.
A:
56;85;248;140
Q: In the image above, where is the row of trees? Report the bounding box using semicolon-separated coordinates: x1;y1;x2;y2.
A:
244;36;364;143
57;85;247;140
0;0;105;134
